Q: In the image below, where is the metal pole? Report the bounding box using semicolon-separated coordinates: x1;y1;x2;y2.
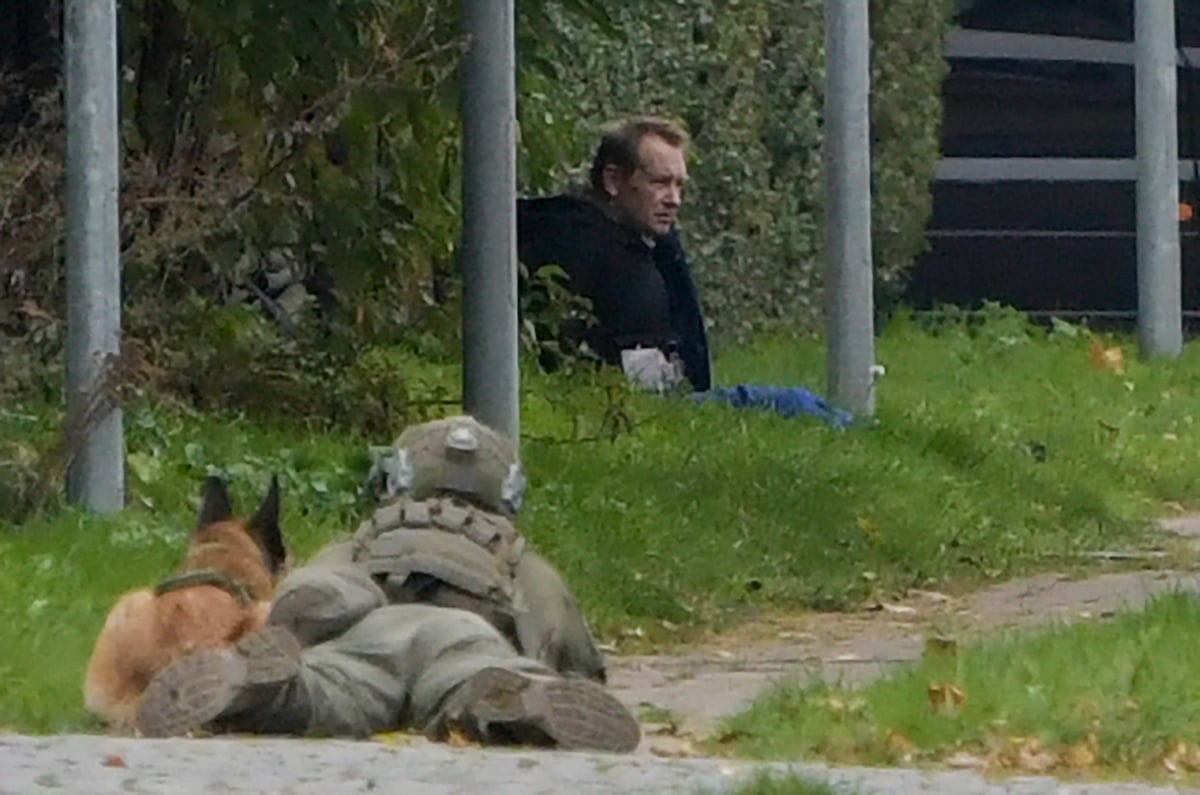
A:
65;0;124;511
824;0;876;416
461;0;520;444
1135;0;1183;358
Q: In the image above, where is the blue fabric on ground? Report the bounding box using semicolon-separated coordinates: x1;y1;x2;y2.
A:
691;385;855;429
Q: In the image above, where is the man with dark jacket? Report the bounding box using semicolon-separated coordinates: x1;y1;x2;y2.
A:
519;117;854;427
518;117;712;392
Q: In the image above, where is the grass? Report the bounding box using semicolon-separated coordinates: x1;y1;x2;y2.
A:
714;592;1200;781
711;772;853;795
0;412;372;733
4;306;1200;732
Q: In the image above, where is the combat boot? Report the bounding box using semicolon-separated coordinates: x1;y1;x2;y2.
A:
137;625;304;737
428;667;641;753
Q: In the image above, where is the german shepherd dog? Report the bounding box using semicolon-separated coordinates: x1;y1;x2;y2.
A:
83;475;288;731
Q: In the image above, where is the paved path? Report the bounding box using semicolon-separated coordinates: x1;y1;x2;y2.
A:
3;734;1198;794
611;569;1200;739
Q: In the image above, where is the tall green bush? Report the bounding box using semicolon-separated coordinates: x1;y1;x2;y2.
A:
526;0;955;344
0;0;953;422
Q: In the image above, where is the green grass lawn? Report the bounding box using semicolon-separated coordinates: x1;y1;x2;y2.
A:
715;772;851;795
4;307;1200;732
715;592;1200;781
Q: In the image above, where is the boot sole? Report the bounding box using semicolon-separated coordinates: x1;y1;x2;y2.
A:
137;626;301;738
459;667;641;753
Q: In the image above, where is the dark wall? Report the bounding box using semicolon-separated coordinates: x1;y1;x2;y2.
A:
958;0;1200;46
959;0;1132;42
903;0;1200;317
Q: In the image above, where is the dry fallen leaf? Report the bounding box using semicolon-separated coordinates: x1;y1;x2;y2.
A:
1019;747;1058;773
994;736;1058;774
944;751;986;769
446;728;478;748
649;737;701;758
927;682;968;713
1162;738;1200;773
1089;339;1125;374
1061;733;1100;769
100;754;127;768
887;732;917;757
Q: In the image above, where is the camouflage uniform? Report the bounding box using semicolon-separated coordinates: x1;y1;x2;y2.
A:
137;417;638;752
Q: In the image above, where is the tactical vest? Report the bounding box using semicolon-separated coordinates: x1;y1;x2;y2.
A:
348;493;608;683
350;495;527;613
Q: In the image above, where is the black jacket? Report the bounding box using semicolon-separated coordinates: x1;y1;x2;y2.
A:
517;195;712;391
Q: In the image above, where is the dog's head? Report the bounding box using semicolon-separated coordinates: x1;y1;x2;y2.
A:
190;475;289;599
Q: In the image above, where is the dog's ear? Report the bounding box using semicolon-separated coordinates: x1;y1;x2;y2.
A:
197;476;234;528
249;475;287;572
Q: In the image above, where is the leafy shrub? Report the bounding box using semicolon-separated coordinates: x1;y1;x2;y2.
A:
519;263;601;374
528;0;955;343
0;0;953;422
144;295;465;438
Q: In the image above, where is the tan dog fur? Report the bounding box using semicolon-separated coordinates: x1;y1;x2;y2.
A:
83;476;288;731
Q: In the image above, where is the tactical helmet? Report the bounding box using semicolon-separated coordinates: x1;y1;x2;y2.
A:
379;415;526;515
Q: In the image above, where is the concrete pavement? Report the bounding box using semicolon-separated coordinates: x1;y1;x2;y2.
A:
3;734;1198;795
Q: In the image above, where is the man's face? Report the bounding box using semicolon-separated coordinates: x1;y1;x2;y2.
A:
603;134;688;237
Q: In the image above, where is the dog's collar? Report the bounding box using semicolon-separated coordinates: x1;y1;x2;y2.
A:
154;569;254;606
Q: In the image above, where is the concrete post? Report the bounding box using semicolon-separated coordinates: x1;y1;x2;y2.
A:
65;0;124;511
824;0;877;416
461;0;520;444
1135;0;1183;358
